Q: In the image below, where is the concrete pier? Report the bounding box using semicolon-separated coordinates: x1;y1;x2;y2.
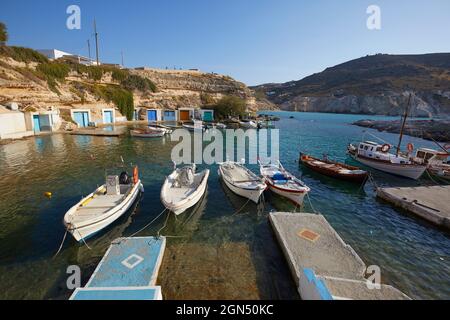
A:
269;212;410;300
377;185;450;230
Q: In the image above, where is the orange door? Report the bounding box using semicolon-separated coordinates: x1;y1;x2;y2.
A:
180;110;190;121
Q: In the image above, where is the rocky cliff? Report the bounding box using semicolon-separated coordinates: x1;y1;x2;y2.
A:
0;47;275;123
253;53;450;117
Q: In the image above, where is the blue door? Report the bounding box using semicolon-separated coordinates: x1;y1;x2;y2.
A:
147;110;157;122
33;115;41;132
133;110;138;121
164;111;176;121
74;112;89;127
103;110;113;124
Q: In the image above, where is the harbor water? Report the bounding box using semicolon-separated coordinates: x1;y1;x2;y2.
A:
0;111;449;299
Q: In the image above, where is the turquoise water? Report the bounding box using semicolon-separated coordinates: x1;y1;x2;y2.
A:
0;111;449;299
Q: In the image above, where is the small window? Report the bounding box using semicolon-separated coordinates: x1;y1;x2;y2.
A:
360;145;364;149
364;146;369;150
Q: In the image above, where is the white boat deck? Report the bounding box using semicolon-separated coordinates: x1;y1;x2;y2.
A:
72;194;125;223
164;175;202;204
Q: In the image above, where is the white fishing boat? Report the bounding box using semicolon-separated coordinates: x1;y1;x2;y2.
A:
161;164;210;215
182;120;205;132
148;124;172;134
214;123;227;129
64;167;144;242
239;120;257;129
218;161;266;203
413;147;450;180
259;161;310;206
347;141;427;180
130;128;165;138
347;94;426;180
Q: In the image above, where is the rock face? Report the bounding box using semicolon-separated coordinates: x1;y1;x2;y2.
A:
253;53;450;117
353;119;450;142
0;56;276;117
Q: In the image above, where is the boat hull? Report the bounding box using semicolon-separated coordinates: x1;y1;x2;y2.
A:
300;155;368;183
351;154;426;180
218;168;265;203
162;170;210;215
65;181;143;242
266;181;307;206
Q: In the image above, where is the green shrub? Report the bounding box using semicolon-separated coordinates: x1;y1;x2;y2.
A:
212;96;246;119
0;22;8;45
36;62;69;94
95;85;134;120
0;46;48;63
121;74;156;92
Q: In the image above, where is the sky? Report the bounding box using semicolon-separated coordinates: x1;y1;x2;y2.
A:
1;0;450;85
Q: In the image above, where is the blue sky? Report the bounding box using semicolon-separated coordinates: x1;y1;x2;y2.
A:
1;0;449;85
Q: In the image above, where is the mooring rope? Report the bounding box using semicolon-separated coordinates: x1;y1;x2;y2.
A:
305;192;318;214
157;210;171;237
78;229;92;250
126;208;168;239
53;226;69;259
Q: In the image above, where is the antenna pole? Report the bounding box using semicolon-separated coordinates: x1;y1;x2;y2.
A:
87;39;91;61
94;19;99;65
121;51;124;67
396;93;412;157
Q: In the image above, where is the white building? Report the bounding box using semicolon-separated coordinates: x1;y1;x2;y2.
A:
37;49;98;66
0;105;34;140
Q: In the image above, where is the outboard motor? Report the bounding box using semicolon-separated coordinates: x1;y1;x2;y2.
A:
119;171;130;184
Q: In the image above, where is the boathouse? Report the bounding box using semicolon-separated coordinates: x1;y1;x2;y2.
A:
71;109;91;128
101;108;115;124
146;108;162;122
178;108;195;122
162;109;177;122
198;109;214;122
0;105;34;140
24;108;61;133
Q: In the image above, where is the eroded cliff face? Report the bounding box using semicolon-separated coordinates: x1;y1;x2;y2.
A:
278;92;450;117
0;56;276;120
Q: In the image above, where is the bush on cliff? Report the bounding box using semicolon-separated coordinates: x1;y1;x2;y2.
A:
212;96;246;119
95;85;134;120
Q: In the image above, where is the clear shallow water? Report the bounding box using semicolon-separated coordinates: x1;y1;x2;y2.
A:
0;112;449;300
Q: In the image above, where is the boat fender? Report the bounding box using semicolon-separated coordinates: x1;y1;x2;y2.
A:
133;166;139;184
44;192;52;199
381;144;391;153
444;144;450;150
407;143;414;153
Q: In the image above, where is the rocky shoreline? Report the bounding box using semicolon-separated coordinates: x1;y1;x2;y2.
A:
353;119;450;142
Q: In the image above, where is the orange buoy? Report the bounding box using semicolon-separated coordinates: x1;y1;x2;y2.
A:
133;166;139;184
407;143;414;153
44;192;52;199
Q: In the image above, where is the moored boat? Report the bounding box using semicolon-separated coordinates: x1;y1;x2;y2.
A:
259;161;310;206
412;147;450;181
218;161;266;203
148;124;172;134
239;120;257;129
161;164;209;215
300;153;368;183
63;166;144;242
130;128;165;138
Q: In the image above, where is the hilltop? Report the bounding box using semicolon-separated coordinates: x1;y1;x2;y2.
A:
253;53;450;117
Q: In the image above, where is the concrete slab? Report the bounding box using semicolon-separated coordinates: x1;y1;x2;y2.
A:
377;185;450;230
269;212;366;282
269;212;410;300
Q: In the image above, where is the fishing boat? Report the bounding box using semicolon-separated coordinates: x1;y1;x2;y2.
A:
182;120;206;132
218;161;266;203
161;164;210;215
412;147;450;180
130;128;165;138
347;94;427;180
259;161;310;206
214;122;227;129
239;120;258;129
148;124;172;134
64;166;144;242
299;153;368;183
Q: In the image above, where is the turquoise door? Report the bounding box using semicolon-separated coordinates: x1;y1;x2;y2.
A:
33;115;40;132
103;110;113;124
147;110;157;122
133;110;138;121
203;111;213;121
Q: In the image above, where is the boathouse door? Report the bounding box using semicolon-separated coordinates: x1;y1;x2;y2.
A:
179;110;190;121
164;111;176;121
33;115;41;133
203;111;213;121
73;111;89;127
103;110;113;124
147;110;157;122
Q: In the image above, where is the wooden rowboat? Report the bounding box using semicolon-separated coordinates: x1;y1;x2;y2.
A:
300;153;368;183
130;129;165;138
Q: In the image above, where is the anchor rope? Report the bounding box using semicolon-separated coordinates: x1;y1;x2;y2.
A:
127;208;168;239
53;225;69;259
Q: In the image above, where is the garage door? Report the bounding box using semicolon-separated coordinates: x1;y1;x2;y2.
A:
147;110;157;122
203;111;213;121
73;112;89;127
103;110;113;124
179;110;190;121
164;111;176;121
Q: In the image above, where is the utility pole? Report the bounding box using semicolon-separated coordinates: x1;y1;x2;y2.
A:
87;39;91;61
94;19;99;65
121;51;124;68
396;93;412;157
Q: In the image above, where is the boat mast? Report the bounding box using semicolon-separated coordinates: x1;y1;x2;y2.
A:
396;93;412;157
